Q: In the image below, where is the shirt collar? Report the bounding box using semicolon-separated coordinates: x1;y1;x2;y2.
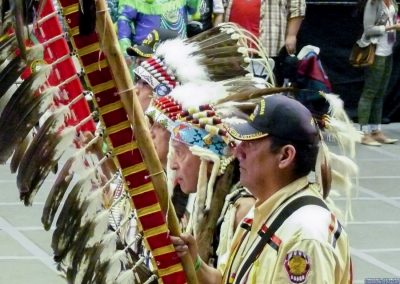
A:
253;177;310;226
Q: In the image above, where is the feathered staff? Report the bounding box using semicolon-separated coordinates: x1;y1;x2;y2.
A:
94;0;198;282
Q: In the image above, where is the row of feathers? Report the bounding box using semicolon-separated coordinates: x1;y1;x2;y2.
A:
0;2;158;283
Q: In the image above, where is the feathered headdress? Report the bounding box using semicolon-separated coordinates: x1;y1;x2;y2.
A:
135;22;275;97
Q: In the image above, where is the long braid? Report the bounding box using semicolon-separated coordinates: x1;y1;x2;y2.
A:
195;161;238;263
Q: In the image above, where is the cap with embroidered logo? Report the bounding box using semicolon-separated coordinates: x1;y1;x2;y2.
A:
225;94;319;144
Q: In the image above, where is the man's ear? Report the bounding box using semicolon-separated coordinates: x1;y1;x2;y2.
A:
278;145;296;169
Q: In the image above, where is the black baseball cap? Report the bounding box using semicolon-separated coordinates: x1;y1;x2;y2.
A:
226;94;319;144
126;28;179;58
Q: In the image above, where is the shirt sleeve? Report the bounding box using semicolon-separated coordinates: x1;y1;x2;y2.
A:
288;0;306;19
213;0;225;14
363;0;386;37
271;238;337;284
117;4;138;53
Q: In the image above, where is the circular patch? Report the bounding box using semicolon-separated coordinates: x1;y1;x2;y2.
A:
154;83;171;97
30;59;47;73
284;250;311;284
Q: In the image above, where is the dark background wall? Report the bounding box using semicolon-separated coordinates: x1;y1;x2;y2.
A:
298;1;400;122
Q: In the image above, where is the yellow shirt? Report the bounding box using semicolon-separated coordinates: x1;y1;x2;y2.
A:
218;177;352;284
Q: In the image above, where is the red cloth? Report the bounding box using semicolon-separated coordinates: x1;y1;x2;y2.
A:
33;0;95;132
229;0;261;38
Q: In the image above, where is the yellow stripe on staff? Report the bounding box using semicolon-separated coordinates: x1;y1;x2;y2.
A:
98;101;124;115
152;245;176;257
69;27;79;36
128;182;153;196
85;60;109;74
158;263;185;277
136;203;162;218
76;42;100;57
142;224;168;238
106;120;131;135
121;162;146;176
112;141;138;155
62;3;79;15
92;80;115;94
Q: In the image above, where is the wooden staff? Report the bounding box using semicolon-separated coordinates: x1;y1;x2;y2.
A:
94;1;198;283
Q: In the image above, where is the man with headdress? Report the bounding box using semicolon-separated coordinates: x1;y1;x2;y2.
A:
171;93;358;283
127;28;180;110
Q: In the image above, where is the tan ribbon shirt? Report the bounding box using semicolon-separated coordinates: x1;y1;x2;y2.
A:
218;177;352;284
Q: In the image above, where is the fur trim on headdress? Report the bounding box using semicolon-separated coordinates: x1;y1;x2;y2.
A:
170;81;227;109
155;39;209;84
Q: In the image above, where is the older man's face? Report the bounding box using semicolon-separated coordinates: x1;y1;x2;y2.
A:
169;140;201;194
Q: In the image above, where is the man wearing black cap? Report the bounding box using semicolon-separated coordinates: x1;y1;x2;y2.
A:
126;28;179;110
171;94;352;283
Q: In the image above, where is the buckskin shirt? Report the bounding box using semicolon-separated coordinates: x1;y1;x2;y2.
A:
218;177;352;284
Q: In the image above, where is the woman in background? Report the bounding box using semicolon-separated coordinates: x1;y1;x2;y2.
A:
357;0;400;145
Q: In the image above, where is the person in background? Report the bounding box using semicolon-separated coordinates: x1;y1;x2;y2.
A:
117;0;198;70
357;0;400;146
127;29;180;110
186;0;224;37
223;0;305;58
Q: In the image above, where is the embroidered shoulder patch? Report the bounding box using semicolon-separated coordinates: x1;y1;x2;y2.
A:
284;250;311;283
